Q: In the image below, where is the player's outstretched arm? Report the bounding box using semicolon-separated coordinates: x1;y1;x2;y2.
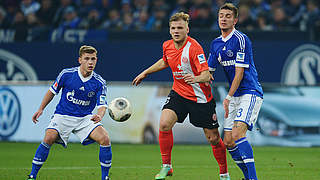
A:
32;90;55;124
132;58;168;86
91;106;106;123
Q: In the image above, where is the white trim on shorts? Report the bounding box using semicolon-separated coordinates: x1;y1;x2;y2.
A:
47;114;102;147
224;94;263;131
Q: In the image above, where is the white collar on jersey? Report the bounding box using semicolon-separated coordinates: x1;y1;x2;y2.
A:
77;66;93;82
221;28;236;42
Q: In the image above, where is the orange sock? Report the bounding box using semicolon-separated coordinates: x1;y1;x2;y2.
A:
159;130;173;165
211;138;228;174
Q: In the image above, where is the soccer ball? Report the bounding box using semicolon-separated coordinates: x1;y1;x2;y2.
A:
108;97;132;122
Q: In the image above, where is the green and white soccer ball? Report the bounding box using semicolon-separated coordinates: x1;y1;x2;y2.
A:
108;97;132;122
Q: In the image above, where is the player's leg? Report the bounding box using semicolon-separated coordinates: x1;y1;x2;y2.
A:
232;122;256;180
203;128;229;180
223;98;249;179
155;109;178;180
189;99;229;179
89;126;112;180
232;94;263;180
224;131;249;180
28;129;58;180
155;90;187;180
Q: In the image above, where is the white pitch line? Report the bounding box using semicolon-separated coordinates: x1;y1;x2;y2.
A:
0;165;241;170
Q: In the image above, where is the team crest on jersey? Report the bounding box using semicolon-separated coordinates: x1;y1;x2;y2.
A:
197;54;206;64
88;91;95;97
236;52;245;62
227;50;234;57
182;56;188;63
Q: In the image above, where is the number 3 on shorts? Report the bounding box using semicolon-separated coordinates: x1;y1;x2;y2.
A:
236;108;243;118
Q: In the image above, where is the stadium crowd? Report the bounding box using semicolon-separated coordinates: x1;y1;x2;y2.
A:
0;0;319;33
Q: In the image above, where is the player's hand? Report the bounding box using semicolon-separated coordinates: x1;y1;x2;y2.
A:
223;99;230;118
132;72;147;86
32;110;43;124
204;74;214;86
183;74;196;84
91;114;102;123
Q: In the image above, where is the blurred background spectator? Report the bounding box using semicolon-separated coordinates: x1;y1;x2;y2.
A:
0;0;318;40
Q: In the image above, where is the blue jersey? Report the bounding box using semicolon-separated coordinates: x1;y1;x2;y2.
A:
50;67;107;117
208;29;263;97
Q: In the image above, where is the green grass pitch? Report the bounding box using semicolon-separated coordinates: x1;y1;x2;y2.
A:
0;142;319;180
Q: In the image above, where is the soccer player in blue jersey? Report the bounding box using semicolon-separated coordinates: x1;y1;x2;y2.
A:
208;3;263;180
27;45;112;180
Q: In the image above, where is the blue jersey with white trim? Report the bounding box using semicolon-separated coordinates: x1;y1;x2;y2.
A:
208;29;263;97
50;67;107;117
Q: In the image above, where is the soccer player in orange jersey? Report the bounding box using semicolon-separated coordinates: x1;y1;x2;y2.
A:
132;12;230;180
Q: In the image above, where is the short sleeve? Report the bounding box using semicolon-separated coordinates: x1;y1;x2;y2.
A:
208;42;218;72
190;44;208;73
96;80;108;108
235;35;250;68
162;42;168;63
49;69;65;95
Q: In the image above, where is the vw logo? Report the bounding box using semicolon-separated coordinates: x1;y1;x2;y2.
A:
281;44;320;85
0;88;21;139
0;49;38;81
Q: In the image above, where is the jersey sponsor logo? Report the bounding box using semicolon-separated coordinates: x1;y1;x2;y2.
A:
236;52;245;62
66;90;90;106
197;54;206;64
227;50;234;57
0;49;38;81
0;88;21;139
88;91;95;97
221;60;235;66
173;64;187;79
281;44;320;85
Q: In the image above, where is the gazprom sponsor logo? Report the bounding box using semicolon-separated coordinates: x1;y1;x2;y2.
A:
221;60;235;66
66;90;90;106
281;44;320;85
0;88;21;139
0;49;38;81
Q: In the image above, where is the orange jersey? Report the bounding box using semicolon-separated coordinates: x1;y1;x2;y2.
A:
162;36;213;103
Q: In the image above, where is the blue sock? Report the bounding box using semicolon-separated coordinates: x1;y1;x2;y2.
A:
100;145;112;180
29;142;51;179
228;146;249;179
236;137;258;180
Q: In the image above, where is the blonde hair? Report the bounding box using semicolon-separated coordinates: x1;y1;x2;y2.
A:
219;3;239;18
79;45;97;57
169;12;189;26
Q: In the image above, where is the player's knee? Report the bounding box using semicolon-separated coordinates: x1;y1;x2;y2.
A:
207;134;220;145
232;133;242;142
97;135;110;146
223;139;234;149
159;122;172;131
43;135;56;145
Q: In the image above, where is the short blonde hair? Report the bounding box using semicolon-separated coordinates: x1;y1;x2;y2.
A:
169;12;189;26
79;45;97;57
